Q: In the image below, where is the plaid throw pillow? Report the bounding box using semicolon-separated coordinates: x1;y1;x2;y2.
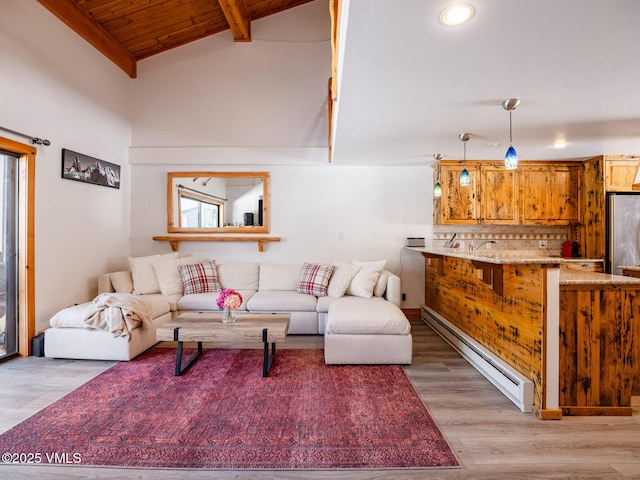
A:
178;261;222;295
296;263;335;297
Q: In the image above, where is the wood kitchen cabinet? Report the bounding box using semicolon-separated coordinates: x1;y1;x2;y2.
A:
436;162;517;224
433;160;579;225
437;162;480;224
522;165;581;225
576;154;640;260
480;166;519;223
603;155;640;191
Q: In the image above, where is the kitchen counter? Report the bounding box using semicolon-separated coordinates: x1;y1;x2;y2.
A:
620;265;640;272
560;270;640;285
406;247;616;283
619;265;640;278
413;245;640;418
406;246;564;265
407;246;604;265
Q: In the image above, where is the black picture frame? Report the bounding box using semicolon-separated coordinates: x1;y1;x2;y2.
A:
61;148;121;189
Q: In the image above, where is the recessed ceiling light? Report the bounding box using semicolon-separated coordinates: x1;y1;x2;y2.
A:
440;4;475;26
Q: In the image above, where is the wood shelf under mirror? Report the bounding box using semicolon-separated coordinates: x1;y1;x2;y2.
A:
152;235;281;252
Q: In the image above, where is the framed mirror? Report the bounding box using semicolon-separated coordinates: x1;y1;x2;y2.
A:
167;172;270;233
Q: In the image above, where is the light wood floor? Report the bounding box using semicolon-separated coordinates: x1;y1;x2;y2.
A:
0;316;639;479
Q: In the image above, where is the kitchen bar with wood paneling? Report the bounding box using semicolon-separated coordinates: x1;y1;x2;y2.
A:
409;246;640;420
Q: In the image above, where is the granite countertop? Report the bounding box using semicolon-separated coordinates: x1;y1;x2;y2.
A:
559;270;640;286
407;246;566;265
563;258;604;263
406;246;638;285
619;265;640;272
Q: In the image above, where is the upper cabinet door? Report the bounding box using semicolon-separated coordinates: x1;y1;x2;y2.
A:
440;165;480;224
480;167;519;223
550;166;582;223
522;165;582;225
522;167;548;223
605;157;640;191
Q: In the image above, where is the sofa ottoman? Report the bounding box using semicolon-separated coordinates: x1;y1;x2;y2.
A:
44;297;172;361
324;296;412;364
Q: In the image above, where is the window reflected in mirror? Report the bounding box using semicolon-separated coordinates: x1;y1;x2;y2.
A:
167;172;269;233
178;190;223;228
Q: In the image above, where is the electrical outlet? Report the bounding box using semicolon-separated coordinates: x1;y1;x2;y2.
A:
401;293;406;301
539;240;547;248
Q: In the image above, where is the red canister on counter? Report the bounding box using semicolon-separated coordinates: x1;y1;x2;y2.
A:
562;241;580;258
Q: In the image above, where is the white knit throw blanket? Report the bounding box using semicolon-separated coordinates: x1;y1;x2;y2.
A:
83;293;152;340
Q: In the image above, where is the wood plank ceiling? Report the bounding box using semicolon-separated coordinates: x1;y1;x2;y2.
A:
37;0;315;78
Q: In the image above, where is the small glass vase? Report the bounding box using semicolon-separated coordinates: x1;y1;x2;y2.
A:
222;308;237;324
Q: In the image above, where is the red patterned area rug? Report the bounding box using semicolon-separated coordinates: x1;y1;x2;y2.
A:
0;348;459;470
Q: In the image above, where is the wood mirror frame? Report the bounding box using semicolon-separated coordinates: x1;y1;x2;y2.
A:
167;171;270;234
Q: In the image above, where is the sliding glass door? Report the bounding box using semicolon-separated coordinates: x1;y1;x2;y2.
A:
0;151;18;360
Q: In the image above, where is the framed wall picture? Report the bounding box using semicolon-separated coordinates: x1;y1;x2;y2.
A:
61;148;121;189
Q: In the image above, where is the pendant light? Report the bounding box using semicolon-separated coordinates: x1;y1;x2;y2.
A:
502;98;520;169
433;153;443;197
459;133;471;186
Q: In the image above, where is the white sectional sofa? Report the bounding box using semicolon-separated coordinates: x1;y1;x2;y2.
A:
44;298;172;361
44;256;412;364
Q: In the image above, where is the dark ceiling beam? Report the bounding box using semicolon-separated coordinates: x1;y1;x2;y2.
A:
37;0;137;78
218;0;251;42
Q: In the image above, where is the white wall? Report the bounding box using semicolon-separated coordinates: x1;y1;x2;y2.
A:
0;1;132;332
130;0;331;148
128;0;432;307
129;163;431;307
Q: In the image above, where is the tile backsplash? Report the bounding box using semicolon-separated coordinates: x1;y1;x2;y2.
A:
429;225;568;253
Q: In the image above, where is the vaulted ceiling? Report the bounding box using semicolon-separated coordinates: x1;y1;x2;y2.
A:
37;0;314;78
35;1;640;165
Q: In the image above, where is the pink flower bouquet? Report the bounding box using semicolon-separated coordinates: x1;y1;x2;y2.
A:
216;288;243;311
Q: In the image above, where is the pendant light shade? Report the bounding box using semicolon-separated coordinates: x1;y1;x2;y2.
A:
433;153;443;197
458;133;471;186
459;168;470;185
504;145;518;169
502;98;520;170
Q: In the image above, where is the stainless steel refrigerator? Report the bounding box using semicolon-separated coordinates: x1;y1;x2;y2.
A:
606;192;640;274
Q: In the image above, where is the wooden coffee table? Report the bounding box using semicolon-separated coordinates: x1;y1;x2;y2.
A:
156;311;290;377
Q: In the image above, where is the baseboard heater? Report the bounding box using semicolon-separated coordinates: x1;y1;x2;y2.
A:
421;305;534;413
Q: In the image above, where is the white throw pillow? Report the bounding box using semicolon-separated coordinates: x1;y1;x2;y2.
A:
327;263;361;298
347;260;387;299
129;253;178;295
373;270;389;297
153;255;196;296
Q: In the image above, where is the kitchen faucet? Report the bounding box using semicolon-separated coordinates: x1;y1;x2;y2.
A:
469;239;498;251
443;233;459;249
